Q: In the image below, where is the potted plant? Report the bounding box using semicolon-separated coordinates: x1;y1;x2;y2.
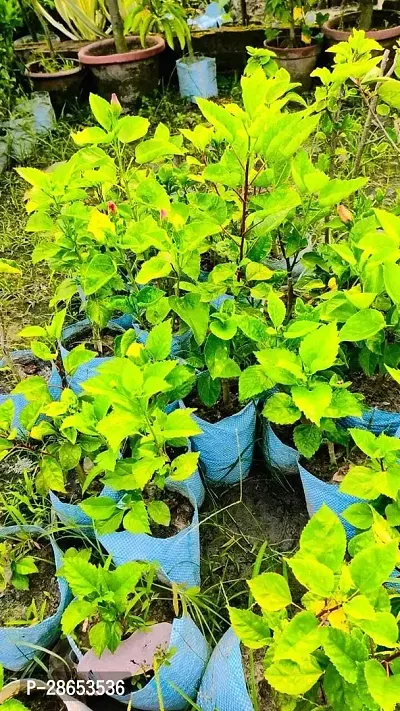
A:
23;0;85;112
263;0;325;91
77;0;166;107
59;549;209;709
322;0;400;50
0;526;69;672
228;505;400;710
125;0;218;101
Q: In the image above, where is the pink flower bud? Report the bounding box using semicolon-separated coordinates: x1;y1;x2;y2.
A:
108;201;117;215
110;93;122;115
160;209;168;220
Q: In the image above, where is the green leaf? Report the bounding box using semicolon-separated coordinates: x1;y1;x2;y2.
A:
18;326;47;338
274;610;322;662
239;365;273;401
58;557;99;597
383;262;400;304
229;607;270;649
64;346;96;376
293;424;322;458
339;310;386;342
147;500;171;526
356;612;399;648
16;166;49;189
80;496;118;521
89;93;113;130
245;262;273;281
169;451;199;482
349;428;379;457
72;126;110;145
342;503;373;530
291;384;332;426
300;322;339;374
339;465;381;500
136;256;172;285
146;320;172;360
124;500;151;534
30;341;56;361
263;392;301;424
15;556;38;575
285;321;319;339
323;628;368;684
117;115;149;143
197;371;220;407
135;138;184;164
350;541;398;593
204;334;240;380
81;254;117;296
248;572;292;611
266;656;323;696
196;98;238;141
136;177;170;211
58;442;82;471
364;658;400;711
0;258;21;275
89;619;122;657
12;376;50;403
169;294;209;346
319;177;368;207
267;291;286;329
36;456;65;494
378;78;400;109
163;408;202;439
287;554;335;596
62;598;97;635
299;505;346;572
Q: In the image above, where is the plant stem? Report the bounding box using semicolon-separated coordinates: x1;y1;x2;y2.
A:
31;0;55;58
238;156;251;269
353;50;390;175
222;379;231;408
240;0;249;25
288;0;296;47
107;0;128;54
327;441;337;466
154;668;165;711
249;651;259;711
358;0;374;31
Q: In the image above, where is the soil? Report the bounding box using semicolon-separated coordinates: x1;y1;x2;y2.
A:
186;381;242;423
65;326;118;357
0;542;60;626
57;467;101;505
302;445;367;484
350;372;400;413
13;692;65;711
242;646;277;711
0;354;52;394
147;487;194;538
272;423;295;448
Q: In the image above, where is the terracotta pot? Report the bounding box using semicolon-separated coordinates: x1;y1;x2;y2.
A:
78;35;166;108
323;9;400;50
24;57;85;114
264;39;321;92
0;679;91;710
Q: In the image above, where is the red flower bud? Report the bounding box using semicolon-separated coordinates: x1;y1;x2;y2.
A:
108;201;117;215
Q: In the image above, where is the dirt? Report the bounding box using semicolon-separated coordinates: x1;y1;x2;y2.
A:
350;372;400;413
57;467;101;505
147;487;194;539
200;462;309;608
241;646;278;711
186;382;242;423
65;327;117;357
0;354;52;394
302;445;367;483
13;692;65;711
0;542;60;626
272;424;295;448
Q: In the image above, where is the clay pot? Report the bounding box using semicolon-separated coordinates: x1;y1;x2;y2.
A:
78;35;166;108
264;38;321;92
24;57;85;114
0;679;91;710
323;9;400;51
